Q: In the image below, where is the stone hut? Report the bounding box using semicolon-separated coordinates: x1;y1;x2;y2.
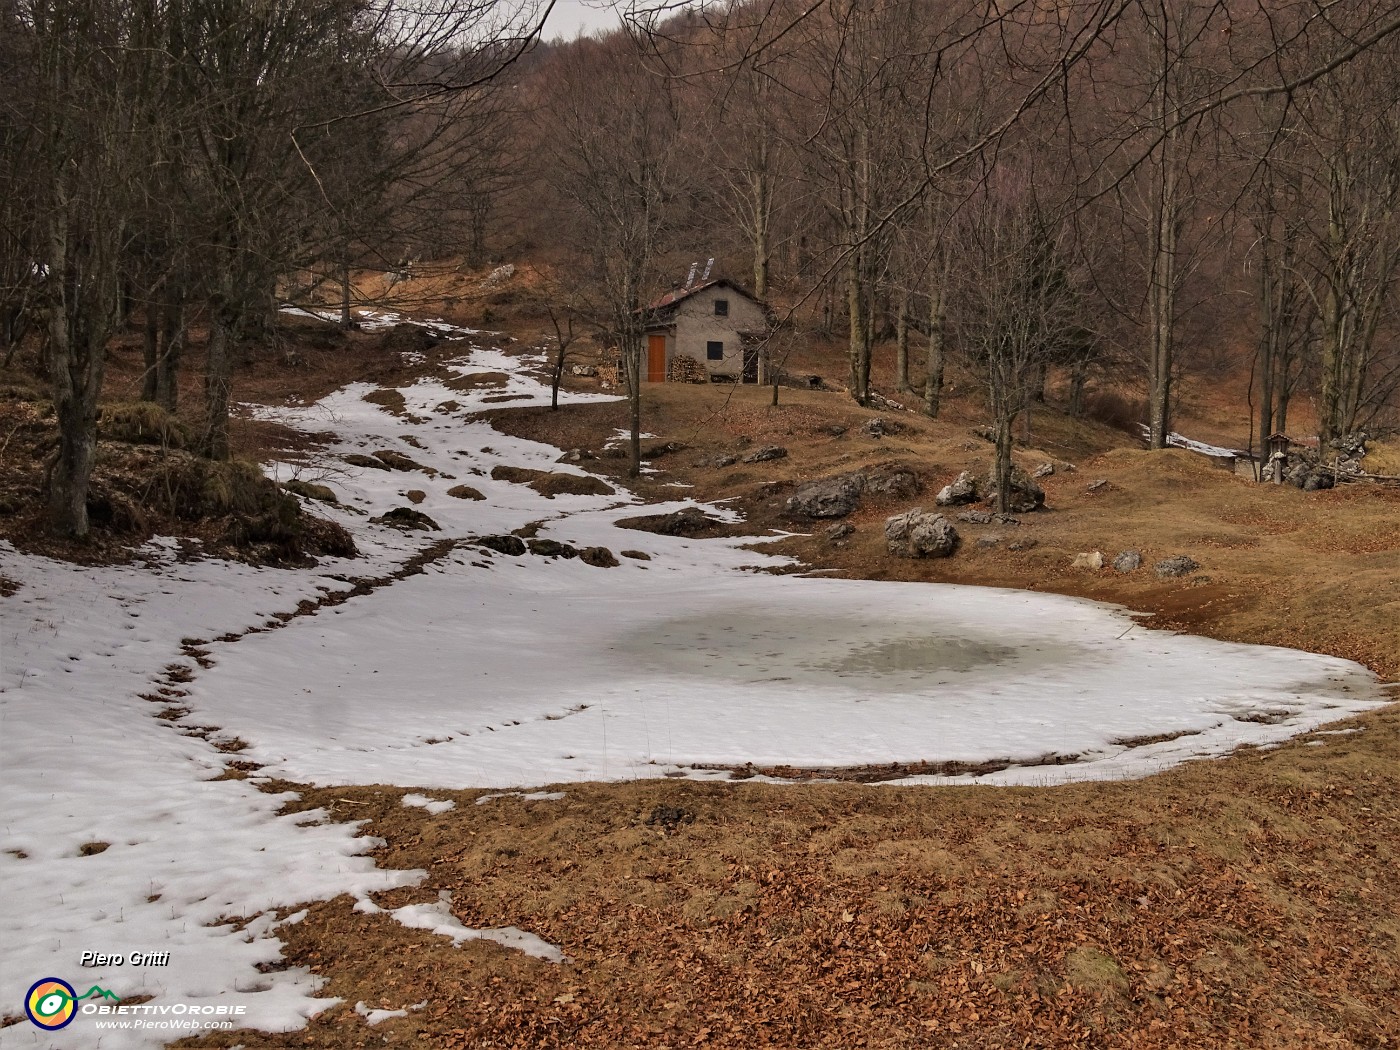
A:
640;278;772;384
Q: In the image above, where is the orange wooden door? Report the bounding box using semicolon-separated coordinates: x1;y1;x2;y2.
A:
647;334;667;382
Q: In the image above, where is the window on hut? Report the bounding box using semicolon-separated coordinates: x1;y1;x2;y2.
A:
707;341;724;360
713;299;729;317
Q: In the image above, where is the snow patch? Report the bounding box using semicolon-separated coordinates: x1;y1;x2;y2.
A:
402;793;456;815
354;898;567;963
475;791;567;806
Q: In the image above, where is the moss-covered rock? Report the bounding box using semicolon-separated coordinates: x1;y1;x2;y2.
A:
103;402;188;449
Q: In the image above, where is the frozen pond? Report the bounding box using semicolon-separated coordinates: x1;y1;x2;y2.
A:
181;565;1389;789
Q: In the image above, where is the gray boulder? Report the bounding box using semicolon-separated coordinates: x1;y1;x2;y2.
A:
579;546;619;568
1155;555;1199;578
957;509;994;524
475;534;526;556
527;539;579;559
885;508;959;558
825;522;855;542
935;471;980;506
785;473;866;519
1329;430;1368;460
983;467;1045;513
785;465;920;520
1113;550;1142;573
743;444;788;463
863;465;919;499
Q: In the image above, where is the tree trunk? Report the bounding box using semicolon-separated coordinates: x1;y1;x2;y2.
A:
142;302;160;402
894;292;910;392
1257;230;1276;456
49;390;99;539
339;260;353;329
751;135;771;300
156;300;182;412
44;219;110;539
202;307;234;461
1068;357;1088;418
1146;87;1180;449
847;255;869;405
621;332;643;477
993;410;1014;515
924;280;945;417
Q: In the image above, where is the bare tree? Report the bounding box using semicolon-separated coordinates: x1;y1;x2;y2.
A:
953;179;1084;513
21;0;152;537
1287;30;1400;445
539;32;691;476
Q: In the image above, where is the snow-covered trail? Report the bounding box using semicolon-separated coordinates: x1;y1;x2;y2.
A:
1;317;1389;1046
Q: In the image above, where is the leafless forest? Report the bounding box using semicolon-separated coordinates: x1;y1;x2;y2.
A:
2;0;1399;537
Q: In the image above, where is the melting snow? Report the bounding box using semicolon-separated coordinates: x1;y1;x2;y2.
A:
402;794;456;815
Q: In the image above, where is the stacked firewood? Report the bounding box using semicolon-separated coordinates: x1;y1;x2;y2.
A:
668;354;709;384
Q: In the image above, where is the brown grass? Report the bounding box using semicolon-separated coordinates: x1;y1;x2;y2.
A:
179;714;1400;1049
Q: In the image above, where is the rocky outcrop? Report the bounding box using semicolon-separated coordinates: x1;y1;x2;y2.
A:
983;467;1045;513
785;465;921;520
475;535;526;556
372;507;441;531
579;546;620;568
884;508;959;558
527;539;578;559
862;466;920;499
1154;555;1199;578
935;471;980;506
786;474;866;519
615;507;726;536
1113;550;1142;573
743;444;788;463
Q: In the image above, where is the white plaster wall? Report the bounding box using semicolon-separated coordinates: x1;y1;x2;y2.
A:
668;286;768;379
